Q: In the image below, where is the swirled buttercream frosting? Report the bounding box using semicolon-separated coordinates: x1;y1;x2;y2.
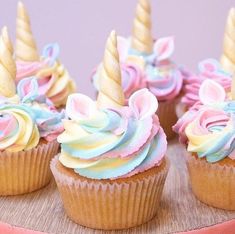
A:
0;104;39;152
16;43;76;107
58;89;167;179
182;59;232;108
174;79;235;163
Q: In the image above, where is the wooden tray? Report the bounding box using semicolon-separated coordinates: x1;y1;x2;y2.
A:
0;140;234;234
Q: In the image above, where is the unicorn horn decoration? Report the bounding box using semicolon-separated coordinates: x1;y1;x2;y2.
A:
131;0;153;54
0;27;17;97
97;30;125;109
221;8;235;74
15;1;39;61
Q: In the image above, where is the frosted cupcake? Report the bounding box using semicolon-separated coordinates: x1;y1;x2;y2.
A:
92;0;185;139
51;31;169;230
178;59;231;116
0;27;63;195
15;1;76;108
173;79;235;210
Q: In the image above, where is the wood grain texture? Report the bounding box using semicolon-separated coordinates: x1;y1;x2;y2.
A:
0;140;234;234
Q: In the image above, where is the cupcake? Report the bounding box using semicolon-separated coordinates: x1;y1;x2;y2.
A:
0;27;62;195
92;0;185;139
173;79;235;210
51;31;169;230
178;59;231;116
15;1;76;108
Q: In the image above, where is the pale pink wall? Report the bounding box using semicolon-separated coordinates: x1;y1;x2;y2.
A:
0;0;235;97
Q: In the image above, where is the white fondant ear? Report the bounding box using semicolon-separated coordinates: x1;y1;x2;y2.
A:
154;37;174;61
66;94;96;120
198;59;220;73
42;43;60;65
17;77;39;102
129;88;158;120
117;36;129;61
199;79;226;105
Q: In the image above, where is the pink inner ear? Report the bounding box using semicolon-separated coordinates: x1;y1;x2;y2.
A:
199;79;226;105
154;37;174;61
66;94;95;120
198;59;219;73
23;80;33;95
129;89;158;120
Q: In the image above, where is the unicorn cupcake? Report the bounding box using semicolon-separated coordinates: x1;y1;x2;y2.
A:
51;31;169;230
92;0;186;139
15;1;76;108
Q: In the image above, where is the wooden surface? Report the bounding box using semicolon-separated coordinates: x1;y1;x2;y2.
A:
0;140;234;234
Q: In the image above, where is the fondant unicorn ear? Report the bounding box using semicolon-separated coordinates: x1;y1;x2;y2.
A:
199;79;226;105
154;37;174;61
66;94;96;120
42;43;60;65
198;59;220;73
117;36;129;61
129;88;158;120
17;77;39;103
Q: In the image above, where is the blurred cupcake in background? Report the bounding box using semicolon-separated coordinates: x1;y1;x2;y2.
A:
15;1;76;108
92;0;186;140
177;8;235;118
51;31;169;230
173;79;235;210
0;26;62;195
177;59;231;117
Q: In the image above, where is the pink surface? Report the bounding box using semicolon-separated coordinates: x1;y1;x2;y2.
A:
0;1;234;98
0;222;44;234
179;219;235;234
0;219;234;234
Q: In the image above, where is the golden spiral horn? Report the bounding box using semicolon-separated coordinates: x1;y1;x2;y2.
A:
15;1;39;61
221;8;235;74
131;0;153;54
97;30;125;109
0;27;16;97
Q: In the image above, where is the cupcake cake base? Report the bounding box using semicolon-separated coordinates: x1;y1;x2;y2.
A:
51;156;169;230
157;98;179;140
187;154;235;210
0;140;59;196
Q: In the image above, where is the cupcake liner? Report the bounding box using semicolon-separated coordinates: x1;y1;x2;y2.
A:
157;97;179;140
0;140;59;196
51;156;169;230
187;154;235;210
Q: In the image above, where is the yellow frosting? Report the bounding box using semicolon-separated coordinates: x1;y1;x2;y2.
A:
0;27;17;97
97;30;125;109
221;8;235;74
15;1;39;61
131;0;153;54
0;106;39;152
36;61;76;107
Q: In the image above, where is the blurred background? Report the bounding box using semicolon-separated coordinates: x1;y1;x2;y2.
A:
0;0;235;97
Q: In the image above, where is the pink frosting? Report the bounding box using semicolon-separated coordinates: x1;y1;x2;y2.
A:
182;59;232;108
16;61;46;83
145;61;184;101
121;63;146;99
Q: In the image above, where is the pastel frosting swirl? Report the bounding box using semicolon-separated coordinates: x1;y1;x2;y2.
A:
118;36;184;101
182;59;232;108
173;79;235;162
58;89;167;179
16;43;76;107
17;77;65;141
0;105;39;152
